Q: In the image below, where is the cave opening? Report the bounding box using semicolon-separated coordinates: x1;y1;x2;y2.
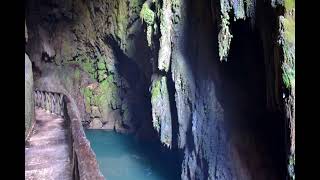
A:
218;19;286;179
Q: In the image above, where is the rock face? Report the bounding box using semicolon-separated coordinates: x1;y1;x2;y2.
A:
26;0;152;134
90;118;103;129
25;53;34;139
26;0;294;179
150;75;172;147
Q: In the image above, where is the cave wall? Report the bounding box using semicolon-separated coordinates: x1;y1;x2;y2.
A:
26;0;154;135
146;0;295;179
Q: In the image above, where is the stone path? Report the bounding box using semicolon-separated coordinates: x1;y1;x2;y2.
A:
25;108;72;180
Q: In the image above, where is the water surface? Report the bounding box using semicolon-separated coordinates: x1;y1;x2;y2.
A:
85;129;181;180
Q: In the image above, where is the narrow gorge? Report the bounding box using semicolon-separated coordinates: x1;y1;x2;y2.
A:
25;0;295;179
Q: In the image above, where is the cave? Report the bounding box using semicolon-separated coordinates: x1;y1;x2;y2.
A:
25;0;295;179
218;19;286;179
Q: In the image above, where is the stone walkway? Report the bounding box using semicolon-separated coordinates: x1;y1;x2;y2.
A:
25;108;72;180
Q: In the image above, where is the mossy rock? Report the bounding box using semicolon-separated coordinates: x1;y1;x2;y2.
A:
116;0;129;43
281;14;295;90
283;16;295;46
76;54;96;79
98;70;107;82
93;79;120;110
282;60;295;89
285;0;295;11
140;3;155;25
82;87;93;113
97;61;106;70
151;79;161;102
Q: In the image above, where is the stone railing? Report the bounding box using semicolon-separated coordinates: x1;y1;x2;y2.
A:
34;90;105;180
34;90;65;116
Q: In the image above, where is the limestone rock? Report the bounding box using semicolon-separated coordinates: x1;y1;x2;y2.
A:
110;109;122;122
102;120;115;130
157;0;172;72
90;106;101;118
150;75;172;147
90;118;103;129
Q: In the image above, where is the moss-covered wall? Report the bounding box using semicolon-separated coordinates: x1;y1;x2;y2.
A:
26;0;152;133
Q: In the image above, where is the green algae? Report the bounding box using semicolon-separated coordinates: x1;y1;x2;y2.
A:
140;3;155;25
82;87;93;113
140;2;156;47
285;0;295;11
281;14;295;89
97;60;106;70
116;0;129;44
93;75;119;110
151;79;161;102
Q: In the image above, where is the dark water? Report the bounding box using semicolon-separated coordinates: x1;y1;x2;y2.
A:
85;129;181;180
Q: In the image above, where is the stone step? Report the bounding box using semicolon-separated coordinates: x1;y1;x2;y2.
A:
25;162;72;180
26;136;69;148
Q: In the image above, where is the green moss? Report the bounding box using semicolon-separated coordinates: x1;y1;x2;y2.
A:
75;55;96;79
92;75;120;110
98;70;107;82
97;60;106;70
140;3;155;25
285;0;295;11
288;153;295;179
282;63;295;89
130;0;141;14
284;16;295;46
82;87;93;113
116;0;129;42
84;87;93;98
281;15;295;90
151;79;161;102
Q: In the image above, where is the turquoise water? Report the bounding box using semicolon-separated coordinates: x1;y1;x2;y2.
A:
85;129;181;180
